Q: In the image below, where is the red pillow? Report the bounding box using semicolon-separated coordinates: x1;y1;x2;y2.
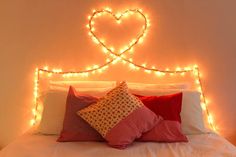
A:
135;93;182;122
136;93;188;142
57;86;104;142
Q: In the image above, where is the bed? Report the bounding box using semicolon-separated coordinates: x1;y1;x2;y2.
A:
1;76;236;157
1;132;236;157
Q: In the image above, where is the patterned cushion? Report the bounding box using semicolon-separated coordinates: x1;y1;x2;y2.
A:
78;81;161;149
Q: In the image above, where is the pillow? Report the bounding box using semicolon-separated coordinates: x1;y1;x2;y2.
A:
136;93;188;142
57;86;104;142
139;120;188;142
50;80;117;91
78;82;162;149
135;93;182;122
127;82;190;90
38;87;113;135
131;89;207;135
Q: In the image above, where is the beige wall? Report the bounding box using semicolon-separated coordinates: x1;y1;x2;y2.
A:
0;0;236;147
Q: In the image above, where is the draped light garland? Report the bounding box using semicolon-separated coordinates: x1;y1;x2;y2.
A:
31;8;217;132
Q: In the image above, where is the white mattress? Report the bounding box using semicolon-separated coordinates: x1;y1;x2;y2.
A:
0;133;236;157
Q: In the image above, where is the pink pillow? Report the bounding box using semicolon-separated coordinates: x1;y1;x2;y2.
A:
78;82;162;149
57;86;104;142
136;93;188;142
139;120;188;142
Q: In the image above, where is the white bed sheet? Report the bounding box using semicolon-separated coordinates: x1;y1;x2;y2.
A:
1;133;236;157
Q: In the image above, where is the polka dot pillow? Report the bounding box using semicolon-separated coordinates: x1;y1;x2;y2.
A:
78;81;162;149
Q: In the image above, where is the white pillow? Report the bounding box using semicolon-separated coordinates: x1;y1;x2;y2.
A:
49;80;117;91
130;89;208;135
37;81;116;135
126;82;190;90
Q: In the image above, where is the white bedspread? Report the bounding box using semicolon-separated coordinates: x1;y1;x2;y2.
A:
1;133;236;157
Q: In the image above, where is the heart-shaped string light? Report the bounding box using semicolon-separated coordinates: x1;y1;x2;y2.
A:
87;8;150;59
31;8;218;133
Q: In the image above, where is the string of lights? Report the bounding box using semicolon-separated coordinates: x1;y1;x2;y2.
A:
30;8;217;133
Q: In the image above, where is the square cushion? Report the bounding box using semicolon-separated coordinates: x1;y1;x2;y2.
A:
136;93;188;142
57;86;104;142
78;82;161;149
135;93;182;122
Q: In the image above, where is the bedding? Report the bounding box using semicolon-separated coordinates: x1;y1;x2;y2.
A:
1;133;236;157
37;88;206;135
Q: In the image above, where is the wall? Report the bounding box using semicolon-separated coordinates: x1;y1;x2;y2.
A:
0;0;236;147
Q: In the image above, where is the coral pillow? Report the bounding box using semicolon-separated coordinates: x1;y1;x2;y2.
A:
136;93;188;142
139;120;188;142
57;86;104;142
78;82;162;149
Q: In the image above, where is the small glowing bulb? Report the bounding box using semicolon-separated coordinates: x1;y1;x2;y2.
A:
110;47;115;52
205;99;210;104
129;63;136;69
184;67;191;71
36;115;42;121
86;24;90;28
116;12;122;18
197;86;202;92
32;109;37;115
129;47;134;54
106;58;111;62
92;9;96;13
102;47;108;54
93;65;99;69
155;71;163;77
30;119;36;126
43;66;48;70
139;37;144;43
88;15;91;20
176;67;181;71
201;103;207;111
195;79;200;84
117;20;121;24
92;37;99;44
47;73;52;77
208;114;214;124
145;70;152;74
105;7;111;12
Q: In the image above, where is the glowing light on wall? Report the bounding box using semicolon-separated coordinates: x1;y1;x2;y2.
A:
31;8;218;133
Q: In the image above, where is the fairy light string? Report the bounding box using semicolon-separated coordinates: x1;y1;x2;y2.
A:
31;8;217;133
